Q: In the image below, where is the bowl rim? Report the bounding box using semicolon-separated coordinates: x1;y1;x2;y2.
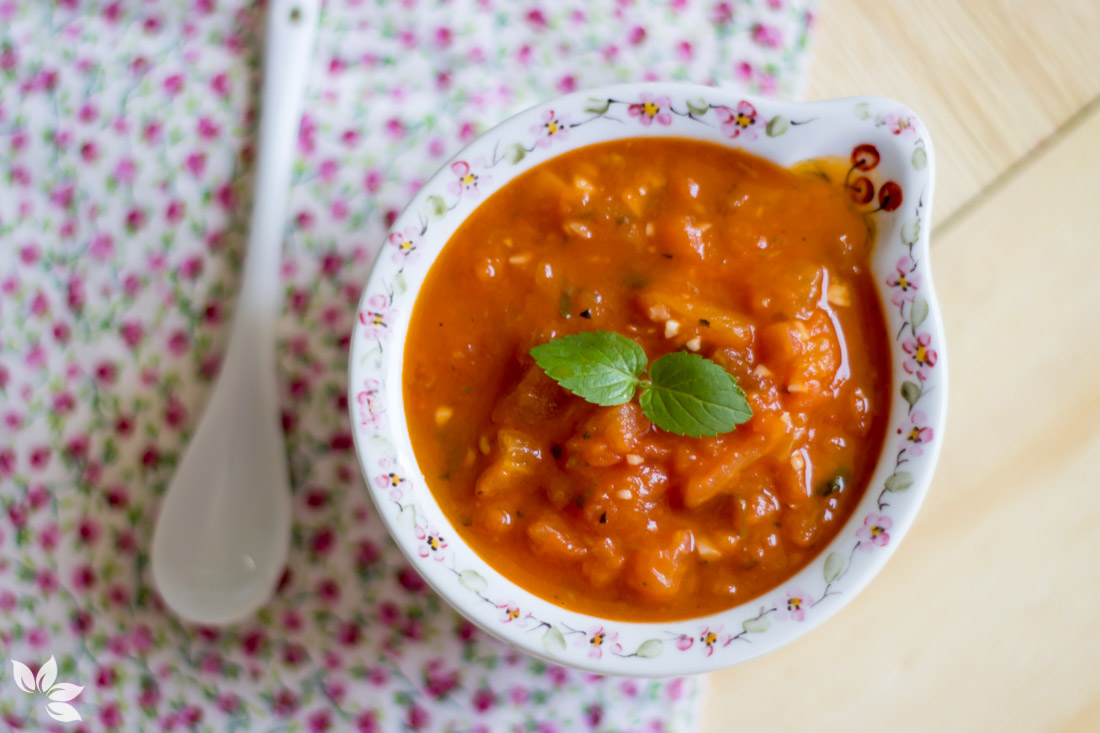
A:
348;81;945;676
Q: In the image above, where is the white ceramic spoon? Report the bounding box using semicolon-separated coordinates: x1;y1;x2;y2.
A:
151;0;319;626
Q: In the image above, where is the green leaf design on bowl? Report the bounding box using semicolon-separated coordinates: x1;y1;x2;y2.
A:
742;615;770;634
686;98;710;117
901;381;921;408
901;218;921;245
397;504;417;528
884;471;914;493
911;146;928;170
823;552;845;584
505;143;526;165
911;296;929;329
459;570;487;593
766;116;789;137
584;97;611;115
426;194;446;218
542;626;566;654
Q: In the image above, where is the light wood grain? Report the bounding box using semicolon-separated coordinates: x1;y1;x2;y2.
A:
803;0;1100;222
702;103;1100;733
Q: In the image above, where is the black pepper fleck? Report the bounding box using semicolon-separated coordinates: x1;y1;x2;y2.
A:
579;309;592;319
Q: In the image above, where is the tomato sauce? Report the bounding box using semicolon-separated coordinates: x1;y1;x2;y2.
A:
403;139;891;621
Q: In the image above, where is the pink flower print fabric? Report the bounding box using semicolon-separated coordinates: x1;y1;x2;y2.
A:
0;0;816;729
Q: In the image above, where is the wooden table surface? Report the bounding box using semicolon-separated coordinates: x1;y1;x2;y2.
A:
703;1;1100;731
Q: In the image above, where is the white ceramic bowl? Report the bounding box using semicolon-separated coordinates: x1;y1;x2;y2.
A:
349;82;945;676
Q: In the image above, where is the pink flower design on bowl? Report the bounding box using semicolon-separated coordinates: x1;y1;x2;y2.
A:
885;112;917;136
358;294;396;340
355;379;385;430
856;513;893;550
531;109;570;147
388;226;420;263
902;332;937;381
775;589;813;622
715;100;759;138
627;94;672;126
900;410;934;456
447;161;490;198
415;526;448;561
373;469;408;501
497;603;528;627
580;626;620;658
887;255;921;305
696;626;732;657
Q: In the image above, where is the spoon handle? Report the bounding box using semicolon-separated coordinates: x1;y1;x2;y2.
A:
236;0;321;336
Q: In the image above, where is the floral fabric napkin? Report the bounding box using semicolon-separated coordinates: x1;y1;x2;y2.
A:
0;0;816;730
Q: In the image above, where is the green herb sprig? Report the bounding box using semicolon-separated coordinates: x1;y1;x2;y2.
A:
529;330;752;437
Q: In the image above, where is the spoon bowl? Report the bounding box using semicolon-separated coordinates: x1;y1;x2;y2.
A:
151;328;289;624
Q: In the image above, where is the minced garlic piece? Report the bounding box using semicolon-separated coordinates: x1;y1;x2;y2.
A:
564;221;593;239
752;364;773;380
435;406;454;425
664;319;680;338
622;193;644;217
696;536;722;561
648;304;671;321
827;282;851;307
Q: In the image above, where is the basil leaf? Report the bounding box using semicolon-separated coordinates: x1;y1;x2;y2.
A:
529;331;646;406
639;352;752;437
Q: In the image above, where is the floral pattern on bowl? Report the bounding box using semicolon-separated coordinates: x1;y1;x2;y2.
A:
349;82;944;677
